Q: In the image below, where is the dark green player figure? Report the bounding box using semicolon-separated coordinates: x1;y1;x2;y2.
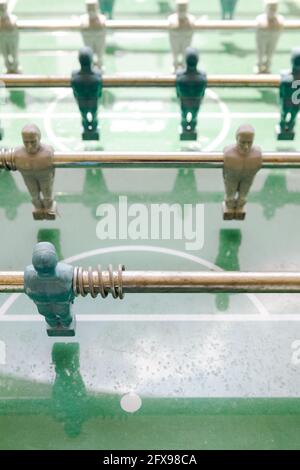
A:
220;0;238;19
99;0;115;19
176;47;207;141
277;48;300;141
71;47;102;141
24;242;76;337
0;121;3;139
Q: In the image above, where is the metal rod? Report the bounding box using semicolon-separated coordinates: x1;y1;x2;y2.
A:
0;74;281;88
2;152;300;170
2;271;300;294
15;19;300;32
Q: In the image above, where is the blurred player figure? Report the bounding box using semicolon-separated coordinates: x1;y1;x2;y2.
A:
71;47;102;140
0;0;20;73
24;242;76;337
223;124;262;220
98;0;115;19
168;0;195;71
81;0;106;70
220;0;238;20
255;0;284;74
176;47;207;141
12;124;57;220
277;48;300;140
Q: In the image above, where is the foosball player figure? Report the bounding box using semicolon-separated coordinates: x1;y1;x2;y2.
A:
276;48;300;140
0;120;3;139
0;0;21;73
176;48;207;141
24;242;76;337
223;124;262;220
13;124;57;220
168;0;195;71
81;0;106;70
98;0;115;19
71;47;102;141
220;0;238;20
255;0;284;74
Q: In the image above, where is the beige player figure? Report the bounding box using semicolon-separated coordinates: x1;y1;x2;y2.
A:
80;0;106;70
223;124;262;220
0;0;20;73
255;0;284;74
13;124;57;220
168;0;195;71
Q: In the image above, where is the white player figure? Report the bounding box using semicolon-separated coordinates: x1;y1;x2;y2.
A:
168;0;195;71
0;0;20;73
80;0;106;70
255;0;284;74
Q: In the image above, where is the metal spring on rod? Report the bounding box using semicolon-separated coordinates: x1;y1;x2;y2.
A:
0;148;16;171
73;265;125;299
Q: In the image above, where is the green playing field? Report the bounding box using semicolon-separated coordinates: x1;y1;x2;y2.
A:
1;0;300;450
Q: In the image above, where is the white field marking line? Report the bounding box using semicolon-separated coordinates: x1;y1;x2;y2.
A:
0;112;283;120
0;245;269;321
44;89;73;151
0;294;20;317
202;89;231;152
0;314;299;322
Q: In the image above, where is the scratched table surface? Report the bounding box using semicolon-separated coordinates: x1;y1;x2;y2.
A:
1;0;300;450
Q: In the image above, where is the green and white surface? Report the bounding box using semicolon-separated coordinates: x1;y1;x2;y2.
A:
1;0;300;450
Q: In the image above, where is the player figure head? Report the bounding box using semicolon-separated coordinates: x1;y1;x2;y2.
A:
176;0;188;20
185;47;199;70
0;1;8;17
265;0;278;19
86;0;98;19
32;242;58;276
236;124;255;155
22;124;41;154
78;47;93;71
291;48;300;75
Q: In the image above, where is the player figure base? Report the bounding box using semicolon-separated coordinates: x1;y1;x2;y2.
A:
180;131;197;141
235;209;246;220
276;125;295;141
46;318;76;337
32;202;57;221
82;130;100;141
222;202;246;220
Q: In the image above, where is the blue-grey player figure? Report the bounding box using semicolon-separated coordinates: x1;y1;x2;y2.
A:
176;47;207;141
71;47;103;140
277;48;300;140
24;242;76;337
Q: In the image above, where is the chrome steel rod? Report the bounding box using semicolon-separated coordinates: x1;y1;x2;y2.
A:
0;74;281;88
2;151;300;170
2;271;300;294
15;19;300;32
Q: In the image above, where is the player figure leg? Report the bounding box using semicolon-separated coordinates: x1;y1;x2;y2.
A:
256;30;267;73
180;105;199;141
7;31;20;73
277;107;298;140
38;304;75;337
94;32;106;70
22;176;45;220
264;31;280;74
40;174;57;220
35;305;61;328
223;173;239;220
79;104;99;140
235;176;254;220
